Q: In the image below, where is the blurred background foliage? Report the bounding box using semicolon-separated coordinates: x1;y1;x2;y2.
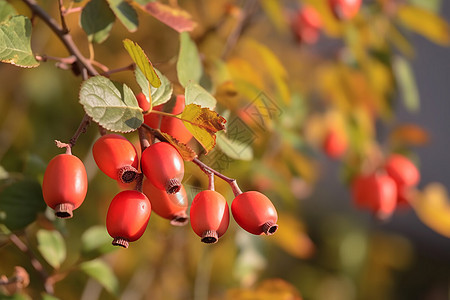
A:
1;0;450;299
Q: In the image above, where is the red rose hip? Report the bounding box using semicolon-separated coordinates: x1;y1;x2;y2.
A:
106;190;151;248
142;179;189;226
141;142;184;194
160;95;193;144
328;0;362;20
42;153;88;218
92;134;139;183
231;191;278;235
190;190;230;244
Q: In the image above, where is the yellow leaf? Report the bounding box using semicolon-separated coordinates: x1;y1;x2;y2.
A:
141;1;196;33
181;104;226;154
260;0;290;32
123;39;161;88
410;183;450;238
160;132;197;161
389;123;430;146
270;213;315;259
397;5;450;46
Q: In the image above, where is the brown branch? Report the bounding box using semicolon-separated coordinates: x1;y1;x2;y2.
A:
69;114;91;148
9;234;54;295
221;0;259;60
58;0;69;34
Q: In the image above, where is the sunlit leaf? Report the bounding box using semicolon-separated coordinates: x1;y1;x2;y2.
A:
80;0;115;44
398;4;450;46
270;213;315;259
80;259;119;296
260;0;289;32
393;55;420;112
37;230;66;269
410;183;450;238
41;294;60;300
160;132;197;161
181;104;226;153
142;2;196;32
0;179;46;231
81;226;116;259
135;67;173;109
0;16;39;68
216;131;253;161
0;1;17;23
123;39;161;88
185;82;216;109
389;124;429;146
106;0;138;32
388;24;415;58
177;32;202;87
79;76;143;133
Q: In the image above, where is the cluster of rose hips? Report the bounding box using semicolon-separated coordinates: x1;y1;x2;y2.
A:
42;94;278;248
351;154;420;219
291;0;362;44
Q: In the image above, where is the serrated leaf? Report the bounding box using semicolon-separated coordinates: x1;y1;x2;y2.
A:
81;226;116;259
180;104;226;153
80;259;119;296
135;67;173;109
107;0;138;32
80;0;115;44
177;32;202;87
0;16;39;68
37;230;66;269
0;1;17;23
160;132;197;161
0;179;46;230
216;132;253;161
124;39;161;88
398;4;450;46
185;83;216;109
142;2;196;33
79;76;143;133
393;55;420;112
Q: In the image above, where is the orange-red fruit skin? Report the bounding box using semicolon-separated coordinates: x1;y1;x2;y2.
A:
144;103;164;129
106;190;151;243
160;95;193;144
351;173;397;218
190;190;230;241
141;142;184;193
42;154;88;212
143;179;188;223
231;191;278;235
293;6;322;44
136;92;151;113
323;129;347;159
328;0;362;20
92;134;138;180
385;154;420;188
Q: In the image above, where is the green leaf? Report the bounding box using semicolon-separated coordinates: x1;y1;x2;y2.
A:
216;132;253;161
79;76;143;133
80;259;119;296
123;39;161;87
0;179;46;231
0;1;17;23
0;15;39;68
0;293;31;300
37;229;66;269
185;83;216;109
107;0;138;32
81;226;116;259
177;32;202;87
41;293;61;300
80;0;115;44
393;55;420;112
135;67;172;108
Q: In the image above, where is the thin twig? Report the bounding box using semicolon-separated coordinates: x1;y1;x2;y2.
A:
9;234;54;295
100;63;136;77
69;114;91;148
58;0;69;34
221;0;258;60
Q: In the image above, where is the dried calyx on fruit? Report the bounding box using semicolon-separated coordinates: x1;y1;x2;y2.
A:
92;134;139;184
